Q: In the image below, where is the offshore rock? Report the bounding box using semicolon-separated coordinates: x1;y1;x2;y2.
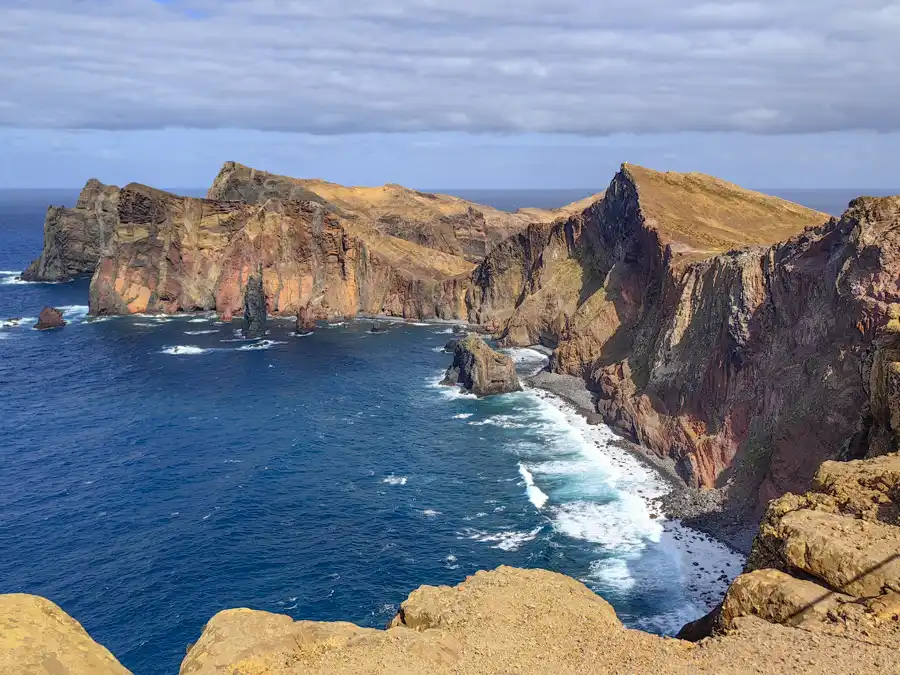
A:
242;266;266;338
34;306;66;330
0;594;131;674
295;303;316;333
22;179;120;282
441;333;520;396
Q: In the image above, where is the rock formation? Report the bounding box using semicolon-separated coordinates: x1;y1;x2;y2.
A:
87;182;474;320
242;265;266;338
679;452;900;649
22;179;120;282
0;594;130;674
441;333;521;396
207;162;592;263
34;306;66;330
295;304;316;333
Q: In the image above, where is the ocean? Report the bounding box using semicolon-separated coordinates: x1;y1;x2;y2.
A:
0;187;874;674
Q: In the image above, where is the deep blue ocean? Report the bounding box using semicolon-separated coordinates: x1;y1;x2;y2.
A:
0;187;875;674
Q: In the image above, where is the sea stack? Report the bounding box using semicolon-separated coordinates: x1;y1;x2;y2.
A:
441;333;521;396
34;307;66;330
242;266;266;338
295;304;316;334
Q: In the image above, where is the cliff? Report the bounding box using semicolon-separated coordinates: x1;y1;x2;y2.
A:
7;453;900;675
467;165;900;515
22;179;120;282
207;162;592;263
88;183;474;320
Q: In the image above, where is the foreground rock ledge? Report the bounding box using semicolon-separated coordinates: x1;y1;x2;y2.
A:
441;333;521;396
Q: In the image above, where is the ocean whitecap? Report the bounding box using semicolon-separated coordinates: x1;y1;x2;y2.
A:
161;345;210;355
518;463;549;509
382;475;408;486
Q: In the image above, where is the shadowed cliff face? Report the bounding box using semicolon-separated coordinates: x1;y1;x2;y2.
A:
22;179;120;282
468;165;900;511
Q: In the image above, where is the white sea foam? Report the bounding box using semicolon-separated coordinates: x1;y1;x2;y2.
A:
460;526;542;552
468;414;534;429
188;318;209;323
517;464;549;509
161;345;209;355
503;347;550;375
236;340;286;351
184;330;218;336
428;372;475;399
453;413;474;420
1;316;36;328
58;305;90;323
435;327;455;334
422;509;442;517
382;475;408;486
0;270;74;285
588;557;637;592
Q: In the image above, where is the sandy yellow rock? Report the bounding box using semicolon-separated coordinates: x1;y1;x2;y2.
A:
0;594;131;675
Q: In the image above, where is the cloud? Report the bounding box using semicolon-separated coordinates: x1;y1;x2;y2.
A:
0;0;897;135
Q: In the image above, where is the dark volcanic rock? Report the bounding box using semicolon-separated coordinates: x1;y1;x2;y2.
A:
34;307;66;330
22;179;120;282
441;334;521;397
370;322;387;334
242;267;266;338
443;338;461;353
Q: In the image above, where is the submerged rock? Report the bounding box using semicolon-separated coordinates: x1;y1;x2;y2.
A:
34;307;66;330
242;267;266;338
441;333;520;396
369;322;387;334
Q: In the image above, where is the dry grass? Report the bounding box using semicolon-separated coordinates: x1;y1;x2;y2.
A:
624;164;830;253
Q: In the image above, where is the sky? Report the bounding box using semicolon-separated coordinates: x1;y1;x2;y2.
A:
1;0;899;189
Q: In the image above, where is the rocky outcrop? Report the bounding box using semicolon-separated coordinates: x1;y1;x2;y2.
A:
295;304;316;333
22;179;120;282
34;306;66;330
0;594;131;674
207;162;591;263
441;334;521;396
682;453;900;648
87;183;474;321
242;266;266;338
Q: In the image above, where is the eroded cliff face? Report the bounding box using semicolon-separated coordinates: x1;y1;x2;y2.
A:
207;161;589;263
469;165;900;511
22;179;120;281
88;183;473;320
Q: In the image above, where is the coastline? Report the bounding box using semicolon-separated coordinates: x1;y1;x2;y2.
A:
524;369;756;555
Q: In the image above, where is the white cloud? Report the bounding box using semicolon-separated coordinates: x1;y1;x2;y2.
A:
0;0;897;134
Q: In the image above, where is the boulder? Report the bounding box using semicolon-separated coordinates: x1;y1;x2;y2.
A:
441;334;521;396
242;267;266;338
0;594;131;674
34;307;66;330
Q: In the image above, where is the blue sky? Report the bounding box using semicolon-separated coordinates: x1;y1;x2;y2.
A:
2;0;899;189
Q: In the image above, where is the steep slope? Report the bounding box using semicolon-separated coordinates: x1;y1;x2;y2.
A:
207;161;596;262
470;165;900;511
22;179;120;281
89;183;472;320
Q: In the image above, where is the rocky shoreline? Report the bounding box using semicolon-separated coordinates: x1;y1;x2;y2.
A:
526;369;756;554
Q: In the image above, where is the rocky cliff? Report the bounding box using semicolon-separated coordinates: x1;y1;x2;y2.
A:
22;179;120;281
207;162;589;263
8;455;900;675
468;165;900;515
87;182;474;320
